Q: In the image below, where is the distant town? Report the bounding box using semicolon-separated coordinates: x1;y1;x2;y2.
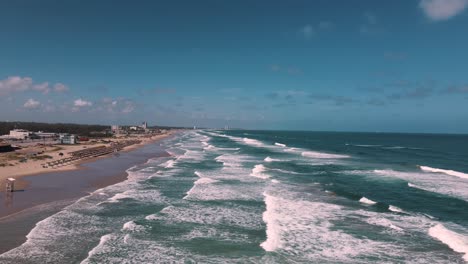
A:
0;121;179;180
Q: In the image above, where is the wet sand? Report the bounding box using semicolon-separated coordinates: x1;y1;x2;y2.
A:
0;137;171;254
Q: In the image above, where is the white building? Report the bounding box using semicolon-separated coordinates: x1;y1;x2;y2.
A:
59;134;77;144
9;129;32;140
35;131;58;139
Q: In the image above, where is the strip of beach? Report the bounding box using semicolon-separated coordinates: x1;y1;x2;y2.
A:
0;130;178;254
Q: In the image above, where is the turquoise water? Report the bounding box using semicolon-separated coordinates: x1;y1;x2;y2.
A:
1;130;467;263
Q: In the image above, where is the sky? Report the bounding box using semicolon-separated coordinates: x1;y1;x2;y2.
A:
1;0;468;133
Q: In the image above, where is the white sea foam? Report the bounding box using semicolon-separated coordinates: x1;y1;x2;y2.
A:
215;154;247;167
264;156;282;162
384;146;405;149
145;214;159;220
271;179;280;184
243;137;264;147
259;193;402;261
373;169;468;201
366;217;403;232
350;144;382;148
260;193;282;251
82;234;114;264
250;164;270;179
163;160;176;168
275;142;286;147
428;224;468;261
359;197;377;205
194;177;219;185
203;144;215;150
302;151;350;159
156;204;263;229
388;205;404;213
270;168;302;175
106;192;131;203
122;221;145;232
407;182;427;191
420;165;468;180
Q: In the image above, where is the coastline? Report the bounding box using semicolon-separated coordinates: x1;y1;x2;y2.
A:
0;132;175;187
0;131;178;254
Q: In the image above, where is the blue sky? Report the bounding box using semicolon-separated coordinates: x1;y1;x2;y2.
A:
1;0;468;133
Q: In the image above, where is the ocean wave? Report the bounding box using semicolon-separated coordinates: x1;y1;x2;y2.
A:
264;156;288;162
359;197;377;205
420;165;468;180
162;160;176;168
270;168;302;175
122;221;145;232
428;224;468;261
259;193;403;261
250;164;270;179
366;217;403;232
275;142;287;147
347;144;382;148
302;151;349;159
193;171;219;185
388;205;405;214
214;154;250;167
102;192;132;204
242;137;265;147
271;179;280;184
81;234;115;264
372;169;468;201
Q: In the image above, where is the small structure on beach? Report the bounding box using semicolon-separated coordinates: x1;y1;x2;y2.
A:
59;134;78;145
5;178;15;192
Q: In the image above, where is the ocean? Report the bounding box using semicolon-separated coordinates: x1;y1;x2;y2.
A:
1;130;467;263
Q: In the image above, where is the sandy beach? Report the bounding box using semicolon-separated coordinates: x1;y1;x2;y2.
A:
0;132;175;189
0;131;177;254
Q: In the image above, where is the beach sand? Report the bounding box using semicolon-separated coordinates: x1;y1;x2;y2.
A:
0;131;176;254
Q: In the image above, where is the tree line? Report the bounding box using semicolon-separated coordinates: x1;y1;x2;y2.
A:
0;121;110;137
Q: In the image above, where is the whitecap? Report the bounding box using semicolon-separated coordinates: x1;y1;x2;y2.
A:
250;164;270;179
359;197;377;205
420;165;468;180
302;151;349;159
428;224;468;261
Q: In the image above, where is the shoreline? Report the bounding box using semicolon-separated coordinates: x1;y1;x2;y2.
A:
0;132;175;186
0;131;178;254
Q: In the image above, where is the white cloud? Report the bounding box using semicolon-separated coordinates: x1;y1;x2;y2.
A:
32;82;50;94
74;98;92;107
420;0;468;21
0;76;70;95
0;76;32;95
23;98;41;109
54;83;69;92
